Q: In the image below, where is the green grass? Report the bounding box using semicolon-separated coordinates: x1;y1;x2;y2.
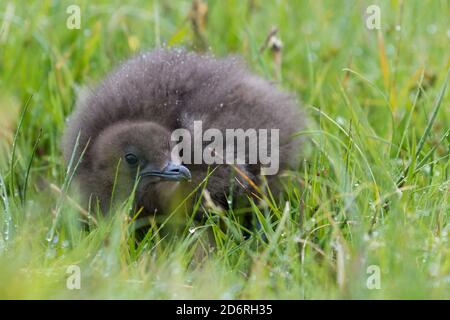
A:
0;0;449;299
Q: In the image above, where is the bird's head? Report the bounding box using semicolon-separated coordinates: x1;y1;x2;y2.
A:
88;121;191;213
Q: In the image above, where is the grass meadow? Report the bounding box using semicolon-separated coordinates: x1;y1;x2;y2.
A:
0;0;448;299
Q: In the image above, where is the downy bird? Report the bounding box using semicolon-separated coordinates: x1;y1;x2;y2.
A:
62;48;303;220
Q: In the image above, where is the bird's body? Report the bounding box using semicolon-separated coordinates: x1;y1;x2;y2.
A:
63;49;303;218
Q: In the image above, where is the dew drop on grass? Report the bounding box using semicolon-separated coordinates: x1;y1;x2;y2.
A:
45;230;55;243
426;24;437;34
62;240;70;248
336;116;345;126
3;216;12;241
307;52;317;62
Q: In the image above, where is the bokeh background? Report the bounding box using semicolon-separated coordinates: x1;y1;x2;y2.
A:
0;0;448;299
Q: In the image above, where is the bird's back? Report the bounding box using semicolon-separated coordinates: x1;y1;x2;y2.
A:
63;48;303;173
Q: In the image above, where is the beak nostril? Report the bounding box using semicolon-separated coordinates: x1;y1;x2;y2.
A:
156;161;192;181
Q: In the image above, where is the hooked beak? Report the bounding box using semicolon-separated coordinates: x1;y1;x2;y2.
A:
140;161;191;182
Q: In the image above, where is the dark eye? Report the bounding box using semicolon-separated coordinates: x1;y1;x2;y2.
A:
124;153;139;166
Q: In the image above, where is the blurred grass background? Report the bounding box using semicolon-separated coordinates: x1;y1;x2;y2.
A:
0;0;448;299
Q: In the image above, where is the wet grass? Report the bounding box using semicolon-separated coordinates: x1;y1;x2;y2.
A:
0;0;448;299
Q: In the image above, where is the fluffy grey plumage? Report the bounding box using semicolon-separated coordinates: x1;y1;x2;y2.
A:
63;48;303;216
